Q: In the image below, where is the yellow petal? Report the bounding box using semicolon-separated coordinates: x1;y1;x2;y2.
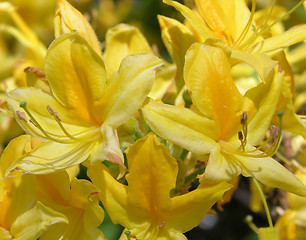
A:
163;0;213;42
6;87;92;141
125;133;178;214
238;152;306;197
87;163;130;226
0;135;31;177
1;173;36;229
275;210;296;240
10;201;68;240
142;99;217;154
165;181;231;233
200;143;242;183
45;33;107;124
54;0;101;55
6;141;97;175
185;43;243;139
195;0;251;45
256;25;306;56
104;24;152;72
243;69;283;145
231;50;277;83
100;53;162;128
158;15;196;102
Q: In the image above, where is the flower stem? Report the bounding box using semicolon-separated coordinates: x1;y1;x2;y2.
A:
251;178;273;228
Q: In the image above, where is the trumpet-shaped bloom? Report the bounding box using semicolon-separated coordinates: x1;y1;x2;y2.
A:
88;133;231;239
143;43;306;196
0;135;68;240
6;32;162;175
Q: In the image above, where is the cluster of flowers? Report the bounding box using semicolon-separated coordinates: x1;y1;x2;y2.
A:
0;0;305;239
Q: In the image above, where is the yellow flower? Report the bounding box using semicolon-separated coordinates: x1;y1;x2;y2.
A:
5;32;162;175
0;135;68;240
276;169;306;240
143;43;306;196
87;133;231;239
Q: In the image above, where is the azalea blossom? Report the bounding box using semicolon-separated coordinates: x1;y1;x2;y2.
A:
88;133;231;239
0;135;68;240
5;32;162;175
142;43;306;196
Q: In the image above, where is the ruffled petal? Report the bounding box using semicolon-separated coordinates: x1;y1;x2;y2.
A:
142;99;217;154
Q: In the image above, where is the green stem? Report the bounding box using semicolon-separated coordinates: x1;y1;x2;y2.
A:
251;178;273;228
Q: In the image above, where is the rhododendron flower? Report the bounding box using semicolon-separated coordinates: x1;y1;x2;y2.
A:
143;43;306;196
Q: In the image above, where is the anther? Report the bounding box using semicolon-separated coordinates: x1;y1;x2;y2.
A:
47;105;55;116
240;111;248;125
16;110;27;122
159;221;166;229
238;131;244;141
29;119;37;127
54;112;61;121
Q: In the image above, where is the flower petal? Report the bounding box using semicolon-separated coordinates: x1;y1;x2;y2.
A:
158;15;196;102
231;50;277;83
54;0;101;55
100;53;163;128
165;181;232;233
87;163;130;226
195;0;251;44
243;69;283;145
11;201;68;240
185;43;243;139
200;143;242;183
6;140;96;175
125;133;178;214
237;153;306;197
256;25;306;56
142;99;217;154
6;87;92;142
104;24;152;72
45;33;107;124
163;0;213;42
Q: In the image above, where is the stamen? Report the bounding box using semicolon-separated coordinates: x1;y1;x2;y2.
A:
47;105;55;116
240;0;306;51
159;221;166;229
238;111;284;158
240;111;248;125
233;0;256;48
29;119;37;127
16;110;27;122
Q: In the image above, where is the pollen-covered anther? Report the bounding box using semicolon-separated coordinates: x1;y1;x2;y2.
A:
29;119;37;127
240;111;248;125
16;110;27;122
238;131;244;141
159;221;166;229
54;112;61;121
47;105;55;116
